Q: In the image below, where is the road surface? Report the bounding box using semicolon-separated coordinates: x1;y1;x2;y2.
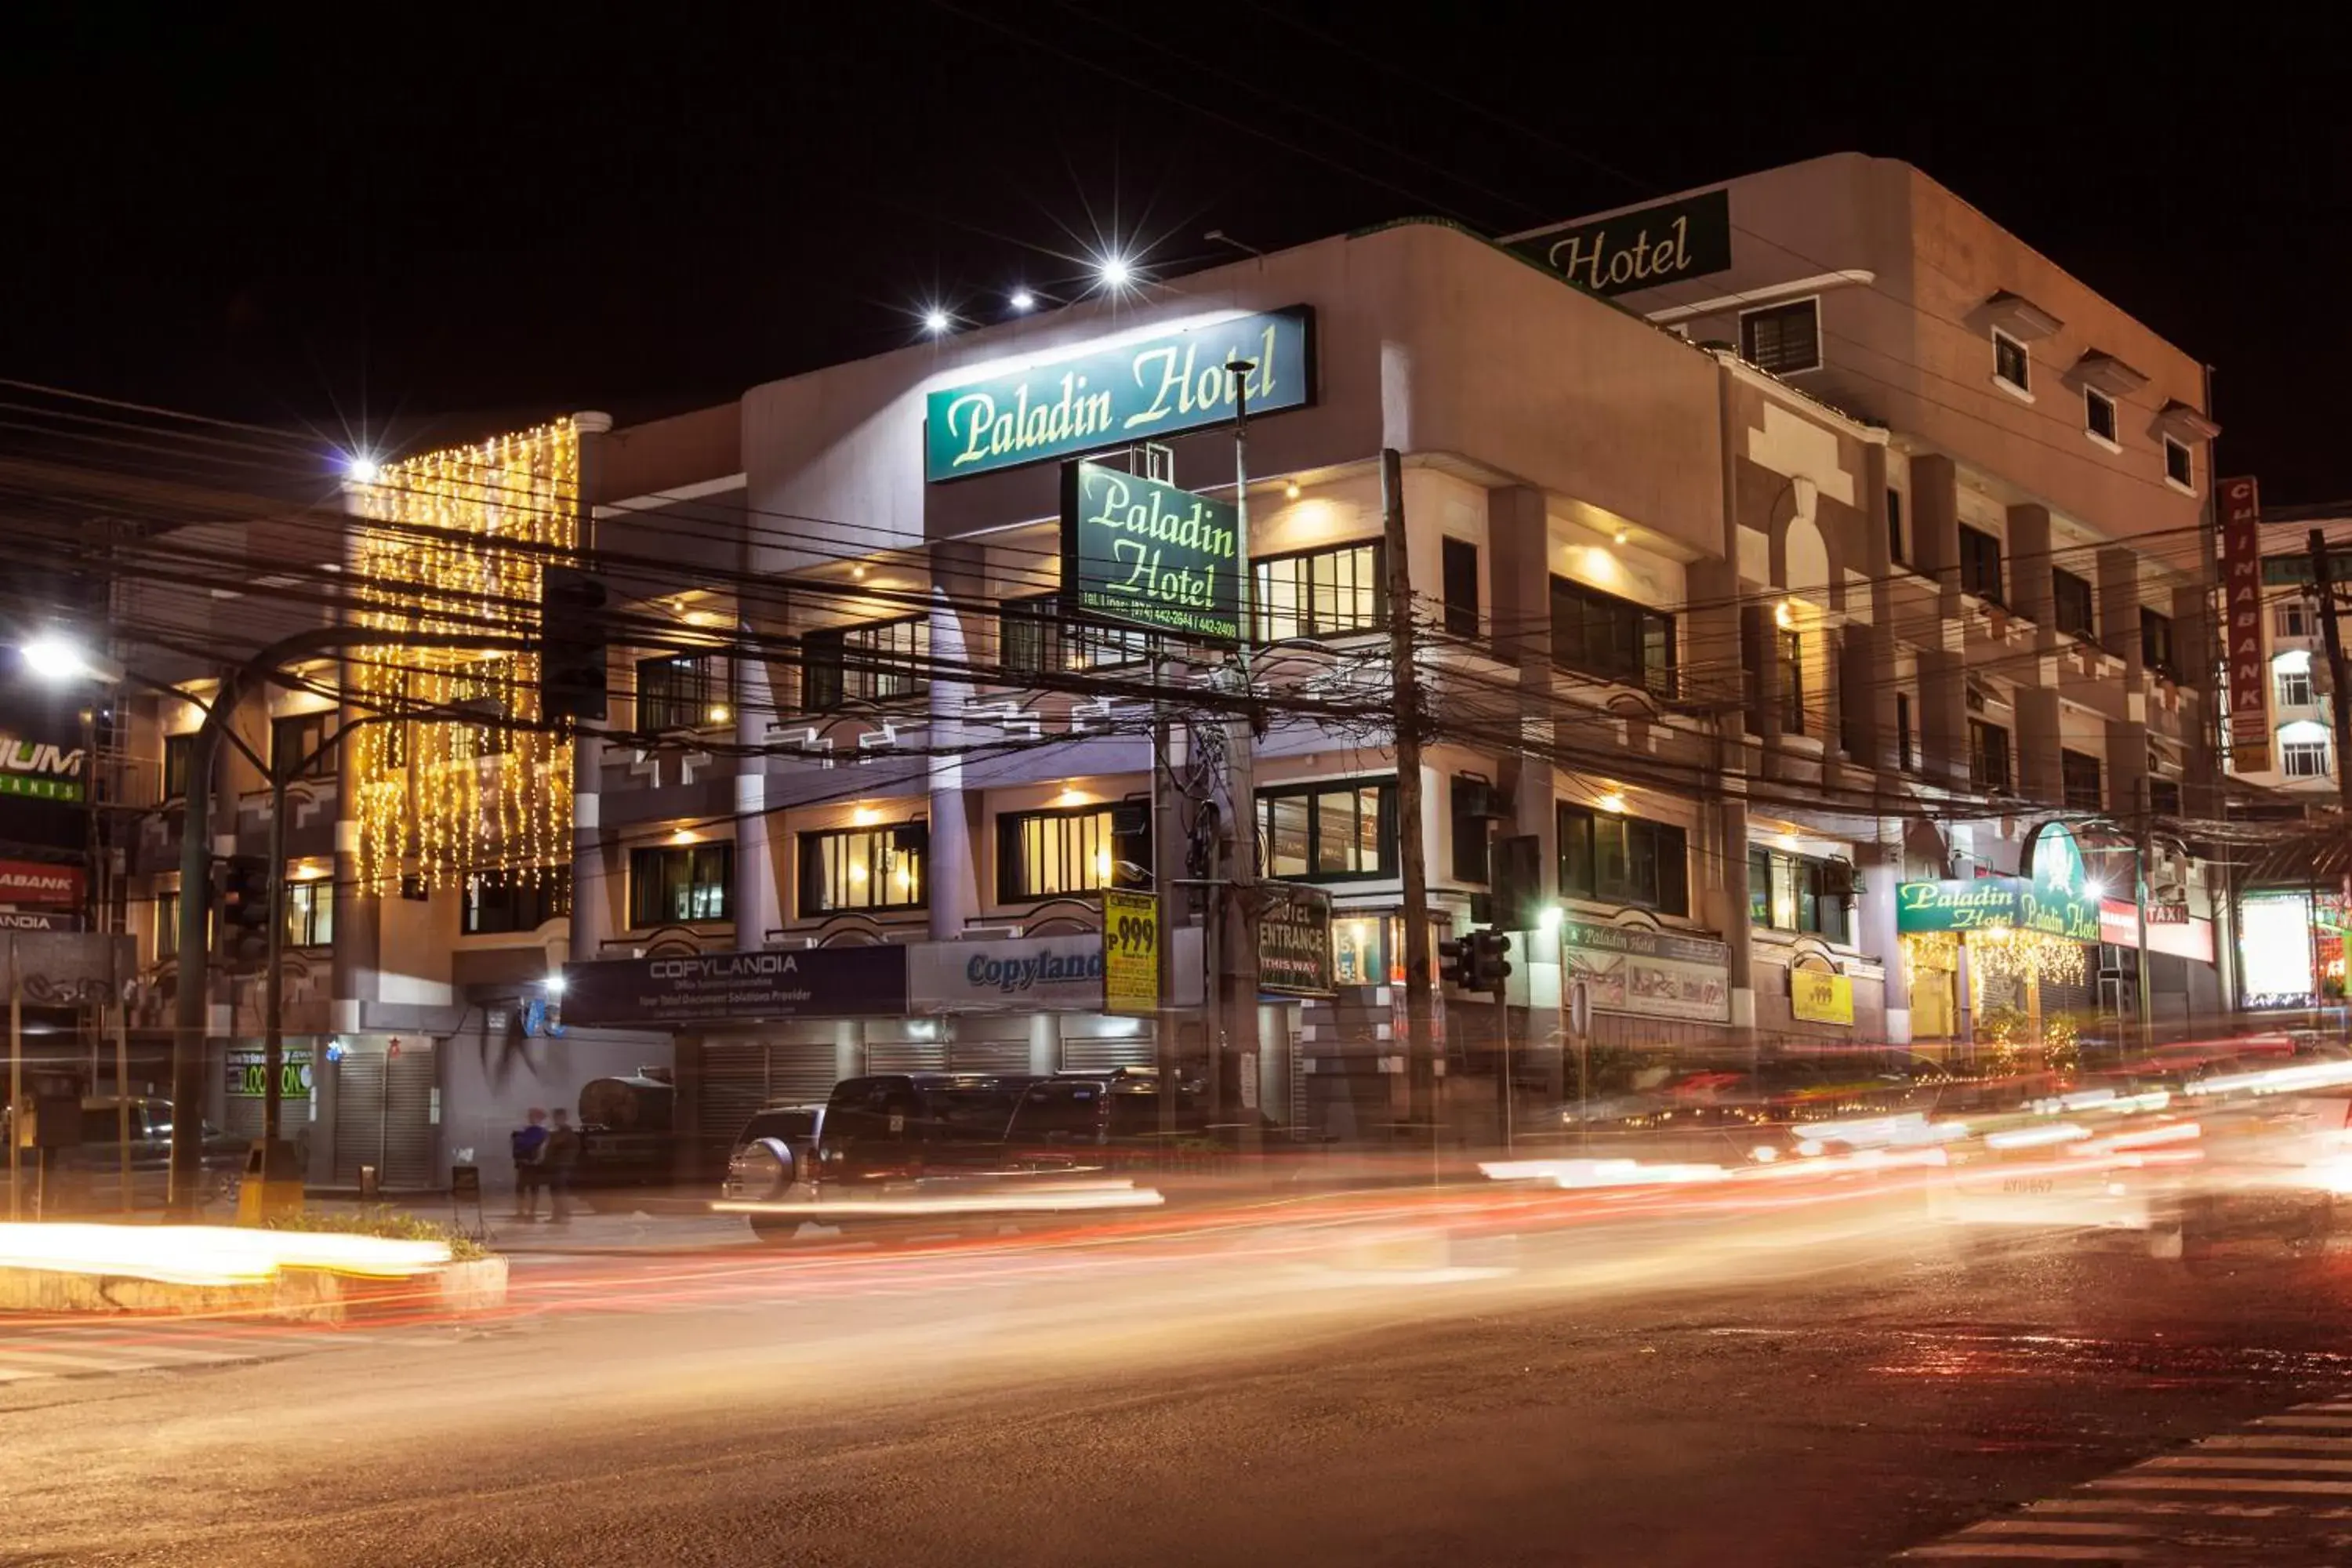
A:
8;1190;2352;1565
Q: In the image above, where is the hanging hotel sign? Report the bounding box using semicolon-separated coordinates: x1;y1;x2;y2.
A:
924;307;1314;482
559;945;910;1025
1896;862;2100;948
1060;461;1243;641
1789;969;1854;1026
1511;190;1733;297
2220;476;2270;774
1558;918;1730;1023
1257;883;1334;998
1102;888;1160;1017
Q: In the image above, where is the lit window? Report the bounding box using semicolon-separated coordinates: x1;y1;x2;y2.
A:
1000;596;1149;677
997;806;1148;901
798;826;925;915
2281;721;2332;779
283;878;335;948
1559;802;1689;916
629;844;733;927
637;652;728;731
1257;779;1397;882
1254;542;1385;641
803;616;927;710
2277;652;2315;710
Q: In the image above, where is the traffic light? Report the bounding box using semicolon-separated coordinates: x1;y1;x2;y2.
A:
1470;928;1513;989
215;854;270;973
1437;936;1473;990
539;564;611;723
1493;835;1543;931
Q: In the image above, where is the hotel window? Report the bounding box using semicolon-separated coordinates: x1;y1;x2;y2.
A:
1254;540;1385;641
2140;608;2176;681
2148;777;2183;815
1257;778;1397;882
637;652;727;731
162;733;195;802
1739;299;1821;375
155;887;191;960
2281;723;2332;779
629;843;733;927
2278;599;2314;639
1748;848;1853;943
1441;538;1480;638
2278;654;2316;710
461;866;572;936
2085;387;2118;444
1895;692;1918;775
1777;628;1805;735
802;615;927;710
1992;328;2030;394
2051;568;2096;640
1559;802;1689;916
999;594;1149;678
1958;525;2005;604
799;823;925;915
1886;487;1905;566
270;711;336;782
283;877;334;948
997;805;1149;902
1969;718;2013;794
1551;575;1677;697
2164;436;2194;490
2061;749;2104;812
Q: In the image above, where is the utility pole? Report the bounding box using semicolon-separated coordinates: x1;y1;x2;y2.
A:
2310;528;2352;814
1221;363;1260;1136
1382;449;1438;1141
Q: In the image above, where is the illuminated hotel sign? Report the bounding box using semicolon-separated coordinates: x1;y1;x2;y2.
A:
1059;461;1242;641
1896;827;2100;945
1512;190;1733;297
924;307;1314;481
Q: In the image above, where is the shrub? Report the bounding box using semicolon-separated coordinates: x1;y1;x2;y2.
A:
263;1203;490;1261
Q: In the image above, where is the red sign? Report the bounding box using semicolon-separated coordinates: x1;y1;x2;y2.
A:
2098;898;2216;962
0;858;83;908
2220;477;2270;773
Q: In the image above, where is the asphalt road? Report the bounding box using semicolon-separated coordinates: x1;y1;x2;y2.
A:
9;1196;2352;1566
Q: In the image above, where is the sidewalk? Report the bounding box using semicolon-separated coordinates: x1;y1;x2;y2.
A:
305;1196;758;1256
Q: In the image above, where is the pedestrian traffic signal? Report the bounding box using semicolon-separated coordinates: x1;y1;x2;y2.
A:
1470;928;1513;989
539;564;611;723
215;854;271;973
1437;936;1473;990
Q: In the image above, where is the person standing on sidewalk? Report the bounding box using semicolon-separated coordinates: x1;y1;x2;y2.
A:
510;1108;549;1220
542;1108;583;1222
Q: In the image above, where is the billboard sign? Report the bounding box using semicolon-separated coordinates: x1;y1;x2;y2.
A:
2219;477;2270;773
560;945;909;1026
1060;461;1242;641
924;307;1314;482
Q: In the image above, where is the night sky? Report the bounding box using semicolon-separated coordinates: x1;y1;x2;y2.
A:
9;10;2348;500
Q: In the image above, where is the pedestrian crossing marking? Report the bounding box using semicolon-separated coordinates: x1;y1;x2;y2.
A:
1896;1392;2352;1561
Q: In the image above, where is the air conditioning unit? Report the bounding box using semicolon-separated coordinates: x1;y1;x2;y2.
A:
1452;778;1510;820
1820;858;1858;898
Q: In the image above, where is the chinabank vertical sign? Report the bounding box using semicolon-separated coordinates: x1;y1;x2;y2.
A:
2220;477;2270;774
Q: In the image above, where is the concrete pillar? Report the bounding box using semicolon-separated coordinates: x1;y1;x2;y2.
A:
731;630;779;952
2007;504;2054;632
1487;485;1558;892
2017;687;2063;805
1863;821;1909;1044
1908;456;1970;791
2097;546;2143;677
569;415;617;964
2172;578;2216;800
1705;797;1755;1032
926;540;985;941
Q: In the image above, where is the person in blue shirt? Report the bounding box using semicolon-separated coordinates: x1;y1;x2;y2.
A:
510;1108;550;1220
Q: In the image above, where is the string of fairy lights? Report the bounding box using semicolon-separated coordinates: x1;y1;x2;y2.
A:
343;419;578;895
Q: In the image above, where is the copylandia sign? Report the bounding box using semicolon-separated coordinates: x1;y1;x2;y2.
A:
924;307;1313;482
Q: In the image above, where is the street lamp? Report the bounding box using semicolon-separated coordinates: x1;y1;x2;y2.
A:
19;636;124;684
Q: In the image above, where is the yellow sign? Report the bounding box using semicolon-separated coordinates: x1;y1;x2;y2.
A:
1791;969;1854;1025
1103;889;1161;1017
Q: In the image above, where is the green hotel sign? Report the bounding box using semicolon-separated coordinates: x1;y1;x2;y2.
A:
924;307;1313;482
1060;461;1241;641
1897;825;2100;946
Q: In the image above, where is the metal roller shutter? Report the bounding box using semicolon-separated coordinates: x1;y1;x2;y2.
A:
866;1040;949;1074
948;1037;1033;1074
332;1040;437;1191
1059;1022;1153;1073
699;1041;841;1168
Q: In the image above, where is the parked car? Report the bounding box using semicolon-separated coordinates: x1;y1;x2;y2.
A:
0;1097;246;1213
720;1102;826;1203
